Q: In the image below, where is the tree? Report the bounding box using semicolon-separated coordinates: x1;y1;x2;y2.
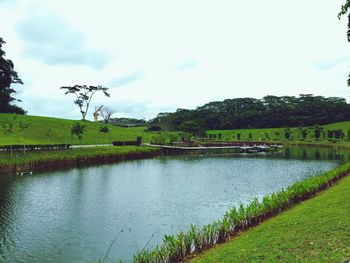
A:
298;127;308;140
101;106;116;123
19;121;31;154
71;122;86;145
1;120;14;158
178;120;205;137
339;1;350;86
313;125;323;141
284;128;291;140
0;37;25;114
60;85;110;120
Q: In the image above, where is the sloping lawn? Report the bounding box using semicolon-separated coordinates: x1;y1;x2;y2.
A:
190;175;350;263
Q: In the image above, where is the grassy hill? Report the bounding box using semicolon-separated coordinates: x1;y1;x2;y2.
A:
0;113;175;146
2;113;350;146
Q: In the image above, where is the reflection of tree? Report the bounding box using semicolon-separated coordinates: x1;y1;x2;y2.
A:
0;175;17;247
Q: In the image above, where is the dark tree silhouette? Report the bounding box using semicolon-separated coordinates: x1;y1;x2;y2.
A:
60;85;110;120
339;1;350;86
150;95;350;130
0;37;25;114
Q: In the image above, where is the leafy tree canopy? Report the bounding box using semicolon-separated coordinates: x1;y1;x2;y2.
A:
339;1;350;85
150;95;350;131
61;85;110;120
0;37;25;114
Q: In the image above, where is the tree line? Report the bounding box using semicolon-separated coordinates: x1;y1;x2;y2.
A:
150;95;350;131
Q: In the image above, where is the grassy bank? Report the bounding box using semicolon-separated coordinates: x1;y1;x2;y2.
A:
0;146;161;173
190;173;350;262
133;162;350;262
0;113;178;145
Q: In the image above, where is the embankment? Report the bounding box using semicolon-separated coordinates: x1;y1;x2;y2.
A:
0;146;162;174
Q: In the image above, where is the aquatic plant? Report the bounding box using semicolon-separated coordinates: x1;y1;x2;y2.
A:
132;162;350;263
0;146;160;173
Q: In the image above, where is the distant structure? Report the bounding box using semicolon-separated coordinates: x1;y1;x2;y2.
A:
93;105;103;122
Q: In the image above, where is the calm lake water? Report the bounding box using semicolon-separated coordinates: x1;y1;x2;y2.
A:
0;146;346;262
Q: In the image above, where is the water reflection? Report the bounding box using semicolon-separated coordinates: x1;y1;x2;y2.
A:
0;146;345;262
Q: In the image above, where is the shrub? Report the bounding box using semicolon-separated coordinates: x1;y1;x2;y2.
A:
99;126;109;133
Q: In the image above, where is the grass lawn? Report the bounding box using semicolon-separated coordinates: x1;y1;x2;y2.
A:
190;175;350;263
0;113;179;145
2;113;350;146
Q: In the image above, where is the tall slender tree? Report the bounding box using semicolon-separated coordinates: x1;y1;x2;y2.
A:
60;85;110;120
0;37;25;114
339;1;350;86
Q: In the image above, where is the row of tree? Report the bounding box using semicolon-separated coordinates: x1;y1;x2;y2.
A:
150;95;350;131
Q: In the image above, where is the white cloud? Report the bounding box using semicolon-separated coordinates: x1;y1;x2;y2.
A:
16;12;110;69
0;0;349;120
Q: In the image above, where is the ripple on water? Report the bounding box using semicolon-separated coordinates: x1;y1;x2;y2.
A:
0;151;340;262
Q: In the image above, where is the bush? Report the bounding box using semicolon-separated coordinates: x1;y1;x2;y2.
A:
99;126;109;133
147;125;162;131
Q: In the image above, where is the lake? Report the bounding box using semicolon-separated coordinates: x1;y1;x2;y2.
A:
0;146;346;262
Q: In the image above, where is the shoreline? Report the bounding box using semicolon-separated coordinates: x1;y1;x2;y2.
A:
133;147;350;262
0;146;162;174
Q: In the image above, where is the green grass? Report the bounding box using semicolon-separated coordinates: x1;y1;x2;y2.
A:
0;146;158;167
190;174;350;263
207;121;350;143
2;113;350;146
0;113;178;145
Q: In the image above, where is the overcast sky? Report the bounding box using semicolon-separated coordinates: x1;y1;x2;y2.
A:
1;0;349;120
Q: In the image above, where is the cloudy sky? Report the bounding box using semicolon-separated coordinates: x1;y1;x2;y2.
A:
0;0;349;120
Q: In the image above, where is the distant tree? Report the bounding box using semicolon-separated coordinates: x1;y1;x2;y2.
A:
347;130;350;141
248;133;252;140
313;125;323;141
1;121;13;135
274;132;280;140
168;134;178;145
298;127;308;140
180;132;193;146
71;122;86;145
336;129;344;140
152;134;167;145
60;85;110;120
1;121;14;157
284;128;291;140
178;120;205;137
327;130;334;140
147;125;162;131
101;106;116;123
19;121;31;153
99;126;109;133
218;133;222;140
0;37;25;114
237;133;241;140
